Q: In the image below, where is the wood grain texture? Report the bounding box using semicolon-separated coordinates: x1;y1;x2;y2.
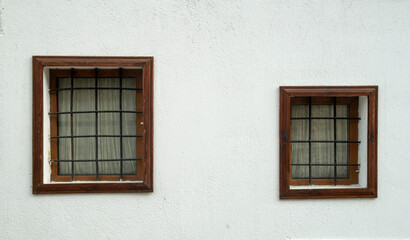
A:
279;86;378;199
32;57;44;193
32;56;154;194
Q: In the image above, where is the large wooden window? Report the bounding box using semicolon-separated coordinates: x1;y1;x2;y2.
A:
280;86;378;199
33;56;153;193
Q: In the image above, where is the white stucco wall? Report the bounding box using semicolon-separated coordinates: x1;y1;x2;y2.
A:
0;0;409;239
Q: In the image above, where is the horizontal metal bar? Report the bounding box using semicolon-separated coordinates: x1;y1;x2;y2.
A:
58;174;138;176
291;117;361;120
50;158;143;162
49;110;143;115
50;87;142;91
50;135;143;139
292;177;350;180
291;140;361;143
291;163;360;166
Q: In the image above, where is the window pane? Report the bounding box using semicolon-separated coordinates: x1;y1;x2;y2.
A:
336;104;348;118
58;138;71;175
311;166;334;179
73;78;95;111
98;78;120;111
291;166;308;179
98;137;121;174
336;119;348;141
311;105;333;117
98;113;120;135
311;119;333;140
99;77;120;88
72;78;95;175
123;161;137;175
123;136;137;175
336;166;349;179
291;104;308;118
75;162;96;175
336;143;349;164
74;138;96;174
291;120;308;141
57;77;71;174
311;142;334;164
291;143;308;164
73;113;95;136
98;162;120;175
122;77;138;89
57;78;71;137
122;91;136;111
98;91;120;110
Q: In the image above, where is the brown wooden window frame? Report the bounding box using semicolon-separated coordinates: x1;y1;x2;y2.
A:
33;56;153;194
280;86;378;199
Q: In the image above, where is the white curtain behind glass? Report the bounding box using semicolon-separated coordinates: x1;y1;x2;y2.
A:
57;77;137;175
291;104;349;179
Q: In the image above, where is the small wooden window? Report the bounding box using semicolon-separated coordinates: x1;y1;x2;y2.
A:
33;56;153;193
280;86;378;199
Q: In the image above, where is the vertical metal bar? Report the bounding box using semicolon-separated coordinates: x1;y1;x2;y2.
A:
333;97;337;186
95;68;99;181
70;68;74;181
57;77;60;175
119;68;123;180
308;97;312;185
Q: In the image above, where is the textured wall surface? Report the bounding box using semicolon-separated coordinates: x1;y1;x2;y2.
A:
1;0;410;239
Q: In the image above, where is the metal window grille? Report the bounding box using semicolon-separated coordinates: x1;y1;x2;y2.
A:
290;97;361;185
49;68;143;181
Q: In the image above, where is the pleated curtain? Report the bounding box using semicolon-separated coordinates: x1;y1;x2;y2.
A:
291;104;349;179
57;77;137;175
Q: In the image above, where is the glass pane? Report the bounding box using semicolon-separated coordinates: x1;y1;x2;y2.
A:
73;78;95;111
123;113;136;135
58;115;71;137
98;137;120;174
291;143;308;164
57;78;71;137
98;113;120;135
336;166;349;179
58;138;71;175
291;105;308;118
98;77;120;111
291;166;308;179
311;119;333;140
336;104;348;118
98;77;120;88
312;166;334;179
291;120;308;141
122;77;138;89
336;143;349;164
311;105;333;118
123;161;137;175
122;90;136;111
73;113;95;136
73;138;96;174
336;119;348;141
98;90;120;111
75;162;96;175
311;142;334;164
99;161;120;175
57;78;72;174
